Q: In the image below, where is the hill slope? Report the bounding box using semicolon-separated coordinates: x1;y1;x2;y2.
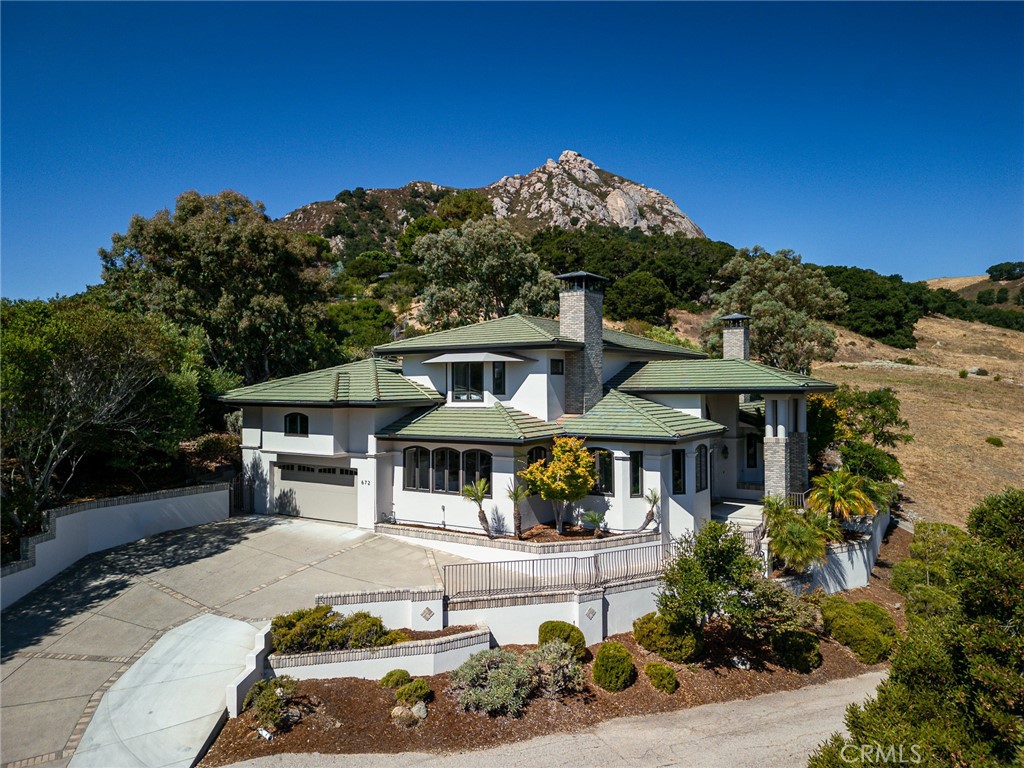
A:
279;150;704;255
926;275;1024;311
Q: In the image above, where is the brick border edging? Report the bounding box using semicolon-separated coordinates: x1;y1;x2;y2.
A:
2;484;229;577
375;523;660;554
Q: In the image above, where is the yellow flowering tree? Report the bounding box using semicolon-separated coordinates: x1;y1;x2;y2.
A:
518;436;595;534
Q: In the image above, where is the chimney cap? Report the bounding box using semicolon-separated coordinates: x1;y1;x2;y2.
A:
555;271;608;291
721;313;751;326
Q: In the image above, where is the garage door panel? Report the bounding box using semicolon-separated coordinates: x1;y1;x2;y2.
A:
275;464;358;524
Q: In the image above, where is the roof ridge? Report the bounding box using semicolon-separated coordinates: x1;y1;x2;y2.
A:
612;391;674;436
492;401;526;439
332;372;341;402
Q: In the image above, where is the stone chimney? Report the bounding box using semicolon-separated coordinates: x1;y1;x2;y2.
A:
721;313;751;361
557;272;607;414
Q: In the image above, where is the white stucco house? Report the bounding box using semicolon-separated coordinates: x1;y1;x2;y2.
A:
218;273;835;541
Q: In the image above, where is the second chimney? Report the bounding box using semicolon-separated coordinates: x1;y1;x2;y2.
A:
557;272;607;414
721;313;751;361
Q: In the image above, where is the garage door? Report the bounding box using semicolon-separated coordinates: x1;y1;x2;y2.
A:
275;463;358;524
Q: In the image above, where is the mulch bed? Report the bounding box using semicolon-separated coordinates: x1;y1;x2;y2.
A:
199;627;878;767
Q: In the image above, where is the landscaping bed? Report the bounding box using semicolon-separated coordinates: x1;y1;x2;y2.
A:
827;521;911;630
199;628;876;766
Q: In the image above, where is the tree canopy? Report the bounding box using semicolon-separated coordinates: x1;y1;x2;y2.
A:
986;261;1024;281
100;190;339;384
604;271;673;324
701;247;846;373
414;217;559;330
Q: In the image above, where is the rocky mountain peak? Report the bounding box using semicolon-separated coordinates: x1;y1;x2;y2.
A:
487;150;705;237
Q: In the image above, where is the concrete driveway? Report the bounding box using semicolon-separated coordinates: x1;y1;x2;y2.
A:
1;516;469;768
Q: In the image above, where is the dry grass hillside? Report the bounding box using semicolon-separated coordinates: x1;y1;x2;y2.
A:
671;312;1023;528
926;274;1024;311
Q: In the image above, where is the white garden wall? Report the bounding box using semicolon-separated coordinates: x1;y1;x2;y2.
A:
1;485;228;610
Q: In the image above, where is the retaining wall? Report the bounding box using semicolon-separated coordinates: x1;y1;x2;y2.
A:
1;484;229;610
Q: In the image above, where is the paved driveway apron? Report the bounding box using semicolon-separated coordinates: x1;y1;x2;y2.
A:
1;516;469;768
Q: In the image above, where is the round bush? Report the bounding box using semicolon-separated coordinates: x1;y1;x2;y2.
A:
906;584;957;619
633;612;703;663
644;662;678;694
380;669;412;689
593;641;637;693
771;630;823;673
538;620;587;661
395;678;432;705
820;598;897;664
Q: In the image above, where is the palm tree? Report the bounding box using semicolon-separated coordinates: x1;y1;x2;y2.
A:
461;479;493;538
506;481;529;540
762;495;840;574
633;488;661;533
807;469;876;521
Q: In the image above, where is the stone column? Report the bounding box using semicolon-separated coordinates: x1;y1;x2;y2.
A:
763;436;790;499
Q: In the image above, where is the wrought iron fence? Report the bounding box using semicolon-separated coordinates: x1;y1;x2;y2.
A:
787;489;811;509
443;542;676;600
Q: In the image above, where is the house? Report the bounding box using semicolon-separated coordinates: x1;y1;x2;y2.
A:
218;273;835;540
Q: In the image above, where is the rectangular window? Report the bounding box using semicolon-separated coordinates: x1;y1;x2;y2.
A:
433;448;461;493
629;451;643;497
672;450;686;495
492;362;506;396
403;447;430;491
746;434;758;469
550;358;564;375
589;449;614;495
452;362;484;402
696;445;709;493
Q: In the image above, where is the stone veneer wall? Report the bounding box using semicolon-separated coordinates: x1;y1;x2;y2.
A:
788;432;809;493
722;325;750;361
561;287;603;414
763;436;790;498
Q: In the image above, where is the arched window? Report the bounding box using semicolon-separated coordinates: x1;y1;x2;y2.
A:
696;445;709;492
526;446;548;466
463;450;492;496
433;448;461;494
403;447;430;491
284;412;309;437
589;448;614;495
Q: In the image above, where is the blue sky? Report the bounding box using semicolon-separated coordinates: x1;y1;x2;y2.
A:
2;1;1022;300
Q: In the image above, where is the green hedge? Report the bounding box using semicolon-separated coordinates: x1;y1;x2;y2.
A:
821;598;898;664
905;584;957;620
633;612;703;663
593;641;637;692
771;630;823;673
271;607;406;654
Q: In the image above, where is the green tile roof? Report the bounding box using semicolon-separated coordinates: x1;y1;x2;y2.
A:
215;358;443;407
738;399;766;427
376;402;563;444
374;314;703;358
609;359;836;393
563;390;726;442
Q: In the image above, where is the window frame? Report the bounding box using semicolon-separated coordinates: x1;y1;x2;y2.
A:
746;433;759;469
629;450;643;498
284;412;309;437
550;358;564;376
452;362;484;402
589;448;614;496
403;446;430;492
526;446;548;466
492;362;506;396
671;449;686;495
696;444;709;493
432;447;461;494
462;450;493;497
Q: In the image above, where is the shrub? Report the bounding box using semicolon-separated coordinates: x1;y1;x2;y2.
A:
271;608;404;654
644;662;679;694
593;641;637;692
994;374;1002;381
967;486;1024;552
905;584;957;620
959;369;968;378
538;620;587;661
986;436;1004;447
243;675;298;731
380;669;412;689
820;598;897;664
449;648;538;717
771;630;823;673
527;639;585;699
395;678;432;705
633;612;703;662
890;558;939;595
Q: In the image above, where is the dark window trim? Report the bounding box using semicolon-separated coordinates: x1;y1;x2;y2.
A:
589;447;614;496
492;362;506;396
403;446;430;492
526;446;548;466
284;412;309;437
696;444;709;493
672;449;686;495
629;450;643;498
550;358;564;375
432;447;461;494
452;362;484;402
462;449;493;498
746;433;759;469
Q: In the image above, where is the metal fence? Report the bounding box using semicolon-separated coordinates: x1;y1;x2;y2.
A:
442;542;676;600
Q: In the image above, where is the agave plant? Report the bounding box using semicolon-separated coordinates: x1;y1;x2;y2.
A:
807;470;876;521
